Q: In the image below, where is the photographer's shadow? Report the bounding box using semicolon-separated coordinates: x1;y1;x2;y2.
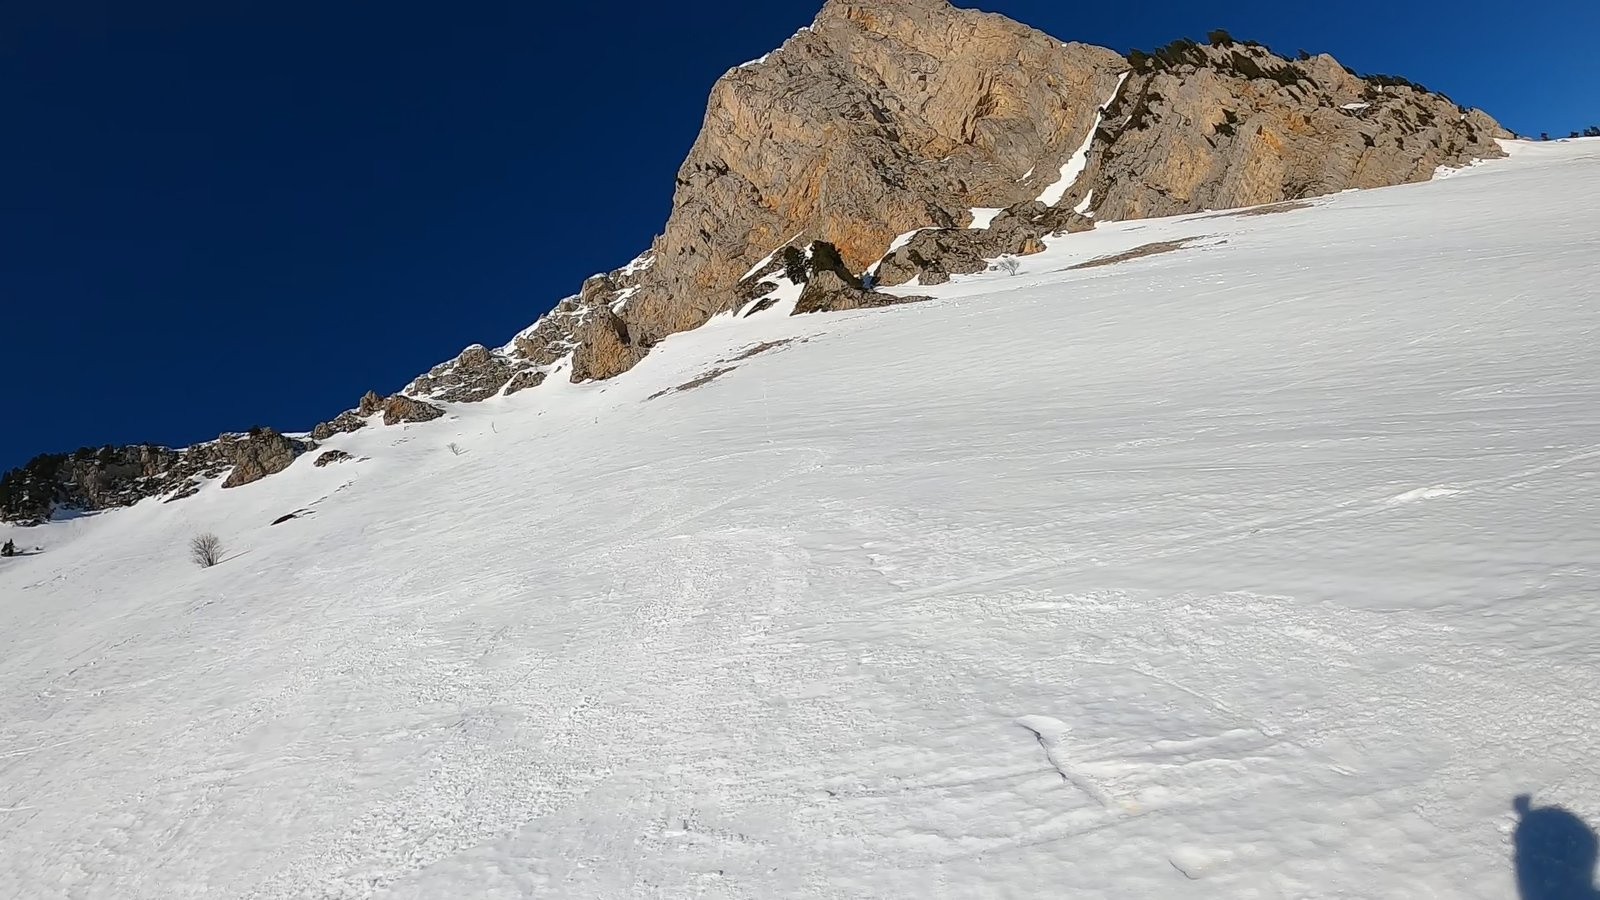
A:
1515;795;1600;899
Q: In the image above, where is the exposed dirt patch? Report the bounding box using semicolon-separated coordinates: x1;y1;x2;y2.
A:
1069;237;1206;270
1206;200;1314;218
647;366;738;401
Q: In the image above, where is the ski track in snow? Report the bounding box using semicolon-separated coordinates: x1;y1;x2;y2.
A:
2;140;1600;898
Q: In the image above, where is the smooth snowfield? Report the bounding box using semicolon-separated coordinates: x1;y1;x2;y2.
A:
4;140;1599;898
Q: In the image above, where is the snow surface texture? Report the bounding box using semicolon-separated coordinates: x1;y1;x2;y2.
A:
3;140;1600;899
968;207;1005;229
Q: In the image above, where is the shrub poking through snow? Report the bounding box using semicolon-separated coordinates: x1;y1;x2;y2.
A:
993;255;1021;276
190;533;223;568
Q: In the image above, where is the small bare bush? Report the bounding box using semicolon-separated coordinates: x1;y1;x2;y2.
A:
190;533;223;568
447;442;465;456
994;255;1021;276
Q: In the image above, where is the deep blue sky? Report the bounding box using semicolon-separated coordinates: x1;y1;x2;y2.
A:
3;0;1593;471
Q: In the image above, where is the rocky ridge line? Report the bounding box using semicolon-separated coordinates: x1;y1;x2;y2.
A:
0;0;1511;524
398;0;1507;395
0;429;311;526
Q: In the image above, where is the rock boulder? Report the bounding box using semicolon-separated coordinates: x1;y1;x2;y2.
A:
221;429;311;489
405;344;518;403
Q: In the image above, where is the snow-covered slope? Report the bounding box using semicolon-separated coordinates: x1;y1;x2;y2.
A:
4;140;1599;899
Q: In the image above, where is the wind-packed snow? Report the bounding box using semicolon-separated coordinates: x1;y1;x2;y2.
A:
968;207;1004;229
1036;71;1128;207
1073;188;1095;215
4;140;1600;899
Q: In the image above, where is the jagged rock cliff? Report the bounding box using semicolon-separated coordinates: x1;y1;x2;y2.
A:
1078;39;1506;222
0;429;311;525
865;35;1509;286
403;0;1507;397
1;0;1511;523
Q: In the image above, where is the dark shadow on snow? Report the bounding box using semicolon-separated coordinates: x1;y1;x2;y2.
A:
46;506;104;522
1514;794;1600;900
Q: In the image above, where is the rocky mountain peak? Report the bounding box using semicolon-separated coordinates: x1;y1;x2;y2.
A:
1;0;1512;523
394;0;1505;400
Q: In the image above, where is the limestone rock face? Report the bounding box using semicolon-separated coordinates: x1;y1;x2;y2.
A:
1080;42;1508;221
327;390;444;428
404;0;1128;388
2;2;1514;516
220;429;308;489
1;445;180;524
404;259;655;396
571;307;649;383
642;0;1126;311
1;430;314;522
502;369;548;396
357;391;387;417
405;344;517;403
310;411;368;441
300;385;445;482
793;268;933;314
313;449;353;467
404;2;1504;398
872;201;1092;286
874;229;980;287
377;395;445;427
768;239;932;313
